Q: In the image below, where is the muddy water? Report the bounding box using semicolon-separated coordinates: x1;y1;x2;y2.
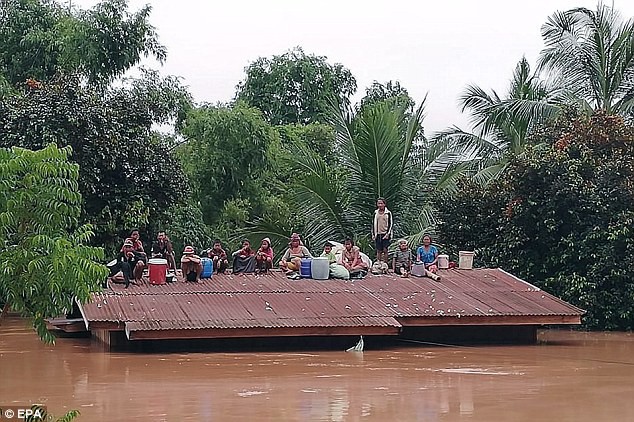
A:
1;318;634;421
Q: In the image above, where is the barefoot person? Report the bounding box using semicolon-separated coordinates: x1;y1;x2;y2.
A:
151;231;176;270
280;233;312;274
181;245;203;282
111;239;147;288
393;239;413;277
342;238;368;277
371;198;393;271
207;240;229;274
255;237;274;273
416;234;441;281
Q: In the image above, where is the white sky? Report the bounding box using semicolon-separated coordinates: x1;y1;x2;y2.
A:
74;0;634;134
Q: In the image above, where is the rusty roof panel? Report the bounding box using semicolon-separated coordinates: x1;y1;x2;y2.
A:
125;315;401;332
83;269;584;333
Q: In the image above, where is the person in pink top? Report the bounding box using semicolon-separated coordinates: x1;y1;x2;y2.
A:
256;237;274;274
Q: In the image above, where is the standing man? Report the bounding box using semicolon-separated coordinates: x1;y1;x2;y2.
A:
371;198;393;270
151;231;177;270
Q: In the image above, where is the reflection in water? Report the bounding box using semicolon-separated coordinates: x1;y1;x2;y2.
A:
2;318;634;421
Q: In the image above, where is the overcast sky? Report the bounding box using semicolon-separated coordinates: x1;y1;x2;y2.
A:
74;0;634;134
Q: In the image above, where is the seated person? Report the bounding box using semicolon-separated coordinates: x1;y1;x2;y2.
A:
255;237;274;273
342;238;368;277
126;229;145;254
110;239;147;288
393;238;413;277
280;233;312;274
151;231;176;270
181;245;203;282
232;239;256;273
320;242;349;280
415;234;441;281
207;239;229;274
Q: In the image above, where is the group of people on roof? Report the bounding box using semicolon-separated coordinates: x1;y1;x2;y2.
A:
107;198;442;287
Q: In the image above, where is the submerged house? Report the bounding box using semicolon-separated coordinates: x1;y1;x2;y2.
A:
50;268;584;349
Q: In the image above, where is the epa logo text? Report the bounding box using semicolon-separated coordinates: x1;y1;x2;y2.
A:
0;406;47;420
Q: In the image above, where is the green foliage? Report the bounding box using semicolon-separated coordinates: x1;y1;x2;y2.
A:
0;0;165;86
25;404;79;422
0;144;108;343
248;98;435;253
539;4;634;115
277;122;335;164
436;112;634;330
358;80;415;114
0;76;190;251
179;103;278;226
236;47;357;125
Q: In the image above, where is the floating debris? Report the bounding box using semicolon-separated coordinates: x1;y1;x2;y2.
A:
346;336;364;352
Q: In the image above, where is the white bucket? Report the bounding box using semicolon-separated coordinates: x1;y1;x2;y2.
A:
311;257;330;280
438;254;449;269
458;251;474;269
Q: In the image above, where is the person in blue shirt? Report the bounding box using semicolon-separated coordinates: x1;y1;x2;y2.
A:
416;234;440;281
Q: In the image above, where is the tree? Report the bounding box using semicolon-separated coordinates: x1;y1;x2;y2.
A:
0;0;165;87
0;76;190;251
178;103;278;229
436;111;634;330
539;4;634;115
0;144;108;343
236;47;357;125
436;57;563;186
358;80;415;114
245;97;452;252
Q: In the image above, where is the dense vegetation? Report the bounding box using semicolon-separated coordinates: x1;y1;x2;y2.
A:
1;0;634;332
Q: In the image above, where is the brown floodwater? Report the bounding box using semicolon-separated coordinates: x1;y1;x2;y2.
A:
1;317;634;422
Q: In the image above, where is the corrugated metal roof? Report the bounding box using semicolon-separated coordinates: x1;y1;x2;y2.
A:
82;268;584;335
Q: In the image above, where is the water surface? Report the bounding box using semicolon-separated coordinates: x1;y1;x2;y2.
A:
1;317;633;421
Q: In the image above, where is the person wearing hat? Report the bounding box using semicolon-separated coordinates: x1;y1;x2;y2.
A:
280;233;312;274
110;239;147;288
255;237;274;274
181;245;203;282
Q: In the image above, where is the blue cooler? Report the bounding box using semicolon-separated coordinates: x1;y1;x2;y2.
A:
300;258;312;278
201;257;213;278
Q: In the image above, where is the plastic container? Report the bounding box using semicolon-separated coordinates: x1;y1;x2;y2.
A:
300;258;313;278
458;251;474;269
438;254;449;269
148;258;168;285
200;257;213;278
311;257;330;280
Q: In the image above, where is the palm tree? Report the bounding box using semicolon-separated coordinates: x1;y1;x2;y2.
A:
245;96;459;251
434;57;563;185
539;4;634;116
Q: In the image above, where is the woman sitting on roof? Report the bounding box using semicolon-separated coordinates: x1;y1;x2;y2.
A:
414;234;441;281
342;238;368;278
232;239;257;273
280;233;312;274
255;237;274;274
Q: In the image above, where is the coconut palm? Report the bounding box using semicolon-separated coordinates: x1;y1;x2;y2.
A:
435;57;564;185
245;96;463;250
539;4;634;116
